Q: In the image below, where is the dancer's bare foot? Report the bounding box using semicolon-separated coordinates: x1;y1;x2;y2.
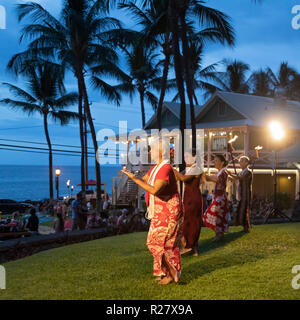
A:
180;248;192;255
192;245;199;256
155;276;164;281
162;254;180;283
159;276;173;285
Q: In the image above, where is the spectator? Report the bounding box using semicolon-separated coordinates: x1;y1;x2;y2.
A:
61;201;68;219
86;212;102;229
103;195;109;211
26;208;39;234
10;211;22;232
80;197;89;229
72;192;84;231
54;212;65;233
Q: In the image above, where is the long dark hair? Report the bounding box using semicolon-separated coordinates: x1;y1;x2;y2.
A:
215;154;228;167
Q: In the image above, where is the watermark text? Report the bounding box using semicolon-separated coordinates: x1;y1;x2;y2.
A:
0;265;5;290
0;5;6;30
292;265;300;290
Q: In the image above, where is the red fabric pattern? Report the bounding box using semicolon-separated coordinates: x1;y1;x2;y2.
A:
145;163;177;206
203;169;229;233
145;163;183;278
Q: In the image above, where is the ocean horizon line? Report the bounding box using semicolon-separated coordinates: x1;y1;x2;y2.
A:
0;164;122;167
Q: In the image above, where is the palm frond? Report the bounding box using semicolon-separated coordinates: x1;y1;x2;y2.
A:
145;91;158;110
52;93;78;109
118;1;152;26
50;110;80;125
2;82;37;103
91;76;121;105
0;98;41;116
113;83;136;102
189;0;235;46
17;2;64;32
91;62;132;83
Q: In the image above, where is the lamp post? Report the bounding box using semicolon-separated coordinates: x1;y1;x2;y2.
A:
66;179;71;197
55;168;61;200
270;121;285;210
71;185;74;197
264;121;292;223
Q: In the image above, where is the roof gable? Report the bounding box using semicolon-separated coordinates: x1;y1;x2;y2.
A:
144;101;202;129
195;91;249;123
196;96;246;124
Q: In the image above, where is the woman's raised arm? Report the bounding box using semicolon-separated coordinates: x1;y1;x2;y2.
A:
122;168;167;196
173;168;197;183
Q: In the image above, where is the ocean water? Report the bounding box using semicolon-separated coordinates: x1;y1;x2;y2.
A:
0;165;122;201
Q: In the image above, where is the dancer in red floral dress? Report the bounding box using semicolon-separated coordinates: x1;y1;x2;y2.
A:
203;154;229;242
122;142;183;285
173;152;203;256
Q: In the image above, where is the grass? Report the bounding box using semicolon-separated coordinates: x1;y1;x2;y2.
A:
1;223;300;300
39;220;54;228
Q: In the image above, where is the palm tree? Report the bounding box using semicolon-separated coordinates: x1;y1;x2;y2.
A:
267;62;297;99
120;0;234;136
114;43;159;128
169;0;187;172
11;0;123;210
290;74;300;101
119;0;170;131
0;61;78;199
170;0;235;153
213;59;250;93
171;41;220;103
248;69;273;97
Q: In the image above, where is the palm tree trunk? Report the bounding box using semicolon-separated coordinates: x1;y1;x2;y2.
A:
157;36;171;131
139;88;146;128
77;79;86;193
43;112;53;199
78;72;102;212
170;0;186;173
179;7;197;154
193;93;199;106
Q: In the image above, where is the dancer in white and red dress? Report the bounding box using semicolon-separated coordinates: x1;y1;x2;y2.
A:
203;154;229;242
122;141;183;285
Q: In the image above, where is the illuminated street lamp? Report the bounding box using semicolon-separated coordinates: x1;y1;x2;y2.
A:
55;169;61;200
264;121;292;223
269;121;285;141
71;185;74;197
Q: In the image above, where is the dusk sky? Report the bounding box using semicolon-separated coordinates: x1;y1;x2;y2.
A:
0;0;300;166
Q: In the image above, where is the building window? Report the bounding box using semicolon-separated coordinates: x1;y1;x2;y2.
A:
218;102;227;117
212;137;227;151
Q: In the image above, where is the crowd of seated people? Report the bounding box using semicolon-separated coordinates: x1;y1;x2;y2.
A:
251;196;273;218
0;208;40;235
51;199;149;235
202;189;274;222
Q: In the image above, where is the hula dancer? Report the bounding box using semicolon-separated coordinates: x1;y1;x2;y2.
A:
203;155;230;242
228;156;252;233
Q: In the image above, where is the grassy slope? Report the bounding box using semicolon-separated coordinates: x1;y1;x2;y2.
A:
1;223;300;300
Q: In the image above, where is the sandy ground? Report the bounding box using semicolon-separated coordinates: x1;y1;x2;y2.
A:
38;226;54;235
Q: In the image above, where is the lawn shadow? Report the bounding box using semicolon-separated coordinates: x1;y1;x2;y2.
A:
196;230;246;256
179;231;266;285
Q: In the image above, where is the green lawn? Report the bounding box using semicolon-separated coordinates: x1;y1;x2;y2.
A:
1;223;300;300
